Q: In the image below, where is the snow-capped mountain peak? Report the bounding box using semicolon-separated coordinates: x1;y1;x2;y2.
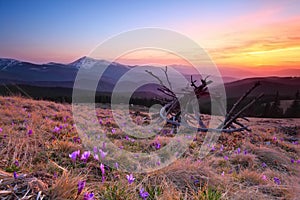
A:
0;58;21;70
68;56;112;69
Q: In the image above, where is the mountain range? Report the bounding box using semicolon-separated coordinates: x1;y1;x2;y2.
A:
0;57;299;99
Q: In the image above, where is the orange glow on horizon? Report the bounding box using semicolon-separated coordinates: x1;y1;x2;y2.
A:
9;13;299;78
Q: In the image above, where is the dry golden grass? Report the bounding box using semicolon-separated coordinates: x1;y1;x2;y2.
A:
237;169;265;186
254;147;292;172
154;158;223;194
47;172;87;200
230;154;257;170
0;96;299;199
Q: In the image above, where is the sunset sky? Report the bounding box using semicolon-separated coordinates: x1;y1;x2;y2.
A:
0;0;299;75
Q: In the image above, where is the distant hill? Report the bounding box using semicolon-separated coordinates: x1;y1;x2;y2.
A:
224;77;300;98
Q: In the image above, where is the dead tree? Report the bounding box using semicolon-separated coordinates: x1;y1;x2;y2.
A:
146;66;263;133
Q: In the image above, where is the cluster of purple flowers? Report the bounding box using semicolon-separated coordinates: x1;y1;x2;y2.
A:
261;175;281;184
77;180;95;200
73;137;81;143
69;147;107;164
291;159;300;164
125;135;135;142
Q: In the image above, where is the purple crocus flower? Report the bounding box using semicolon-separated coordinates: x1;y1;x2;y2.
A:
243;150;247;155
193;179;200;184
220;145;224;152
224;156;229;161
262;175;267;181
274;177;281;185
262;162;267;168
77;180;86;195
13;171;18;179
297;160;300;164
27;129;33;136
139;188;149;200
211;145;216;151
73;137;81;143
126;173;135;184
100;163;105;175
111;128;116;134
236;148;241;154
291;159;295;163
81;151;91;162
53;126;60;133
115;162;119;169
93;146;98;154
14;160;19;167
155;142;161;149
0;127;3;132
94;154;99;161
83;192;94;200
99;149;107;159
100;163;105;182
69;150;80;162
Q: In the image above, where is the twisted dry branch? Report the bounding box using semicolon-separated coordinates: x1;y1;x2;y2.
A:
147;67;263;133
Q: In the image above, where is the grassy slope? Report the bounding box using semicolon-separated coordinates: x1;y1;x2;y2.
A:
0;96;299;199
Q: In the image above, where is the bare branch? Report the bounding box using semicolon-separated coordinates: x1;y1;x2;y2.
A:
223;93;264;129
225;81;261;124
161;66;173;90
145;70;165;87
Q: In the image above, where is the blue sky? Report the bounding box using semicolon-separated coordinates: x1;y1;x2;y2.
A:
0;0;299;71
